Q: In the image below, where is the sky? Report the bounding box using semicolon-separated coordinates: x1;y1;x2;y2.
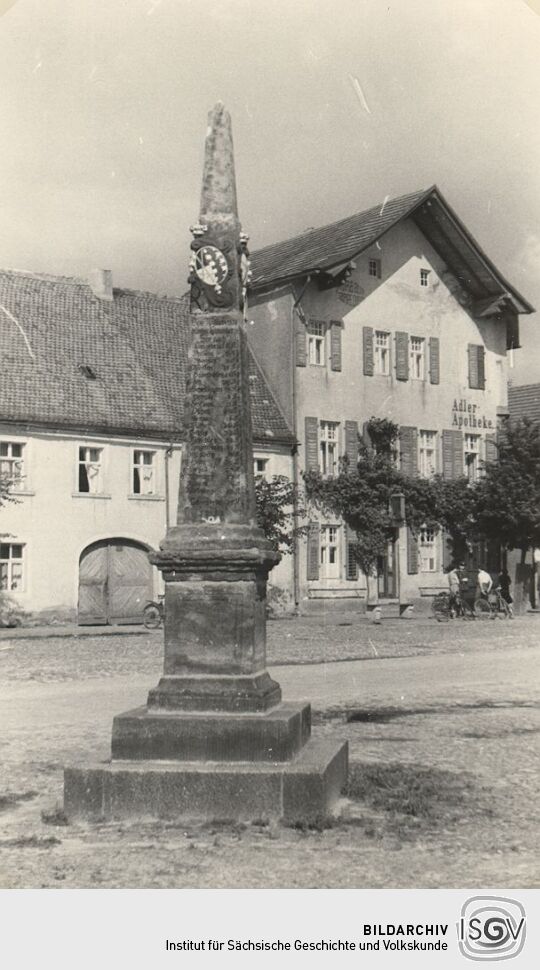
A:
0;0;539;384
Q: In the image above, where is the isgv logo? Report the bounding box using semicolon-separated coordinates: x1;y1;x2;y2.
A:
457;896;526;961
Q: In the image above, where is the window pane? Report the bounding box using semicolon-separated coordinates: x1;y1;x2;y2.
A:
11;444;22;458
10;564;22;589
11;545;23;559
143;452;152;465
79;447;86;461
0;564;7;589
133;467;141;494
0;544;10;559
0;443;8;456
79;463;89;492
89;449;100;462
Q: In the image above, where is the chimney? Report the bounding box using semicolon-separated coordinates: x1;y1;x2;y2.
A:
88;269;113;301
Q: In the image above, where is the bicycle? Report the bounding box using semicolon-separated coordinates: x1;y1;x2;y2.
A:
432;591;468;621
143;594;164;629
473;588;511;620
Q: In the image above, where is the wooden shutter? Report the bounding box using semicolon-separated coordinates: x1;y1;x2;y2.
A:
429;337;440;385
304;416;319;471
407;527;419;575
295;315;307;367
442;430;463;479
477;345;485;389
399;426;418;477
395;331;409;381
346;524;358;581
344;420;359;467
306;522;320;580
363;326;374;376
362;421;373;452
330;320;342;372
485;433;498;464
468;343;485;389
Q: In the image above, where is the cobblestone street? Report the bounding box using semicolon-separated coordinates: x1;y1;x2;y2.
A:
1;614;539;888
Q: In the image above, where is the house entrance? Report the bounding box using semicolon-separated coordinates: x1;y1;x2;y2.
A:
78;539;153;625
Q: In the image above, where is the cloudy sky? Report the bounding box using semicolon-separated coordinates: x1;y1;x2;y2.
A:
1;0;539;383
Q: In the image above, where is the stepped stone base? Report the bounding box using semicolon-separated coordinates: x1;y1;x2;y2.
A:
64;738;348;824
111;702;311;762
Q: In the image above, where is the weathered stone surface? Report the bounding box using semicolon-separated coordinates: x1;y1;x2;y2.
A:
64;738;349;823
111;703;310;762
147;671;281;713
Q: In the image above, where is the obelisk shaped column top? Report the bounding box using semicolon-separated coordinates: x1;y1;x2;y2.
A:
200;102;239;231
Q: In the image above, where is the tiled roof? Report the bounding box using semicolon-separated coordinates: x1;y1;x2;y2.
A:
250;188;429;288
0;269;293;444
508;383;540;425
250;186;533;315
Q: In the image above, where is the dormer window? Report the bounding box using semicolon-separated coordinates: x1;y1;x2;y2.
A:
369;258;381;279
420;268;430;287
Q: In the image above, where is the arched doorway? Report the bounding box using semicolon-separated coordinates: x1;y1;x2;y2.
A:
78;539;153;625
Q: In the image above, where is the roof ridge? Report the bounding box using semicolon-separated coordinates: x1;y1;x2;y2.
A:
251;187;431;258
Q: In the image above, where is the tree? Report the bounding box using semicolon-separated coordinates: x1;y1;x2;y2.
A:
474;417;540;600
254;474;307;554
304;418;439;581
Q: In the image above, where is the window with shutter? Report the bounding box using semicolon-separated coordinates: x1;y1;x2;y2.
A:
346;524;358;580
407;527;419;574
442;430;463;479
399;426;418;477
468;343;486;389
429;337;440;384
363;326;374;376
485;433;498;464
295;315;307;367
395;331;409;381
306;522;320;580
330;321;342;372
344;420;359;467
304;417;319;471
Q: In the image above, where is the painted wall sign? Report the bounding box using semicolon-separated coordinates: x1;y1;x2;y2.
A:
452;398;494;429
337;280;364;307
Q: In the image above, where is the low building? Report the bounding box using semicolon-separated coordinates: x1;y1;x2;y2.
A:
0;269;294;623
247;186;533;611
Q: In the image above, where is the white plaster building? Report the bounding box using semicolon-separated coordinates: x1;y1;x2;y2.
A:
247;186;533;611
0;270;294;623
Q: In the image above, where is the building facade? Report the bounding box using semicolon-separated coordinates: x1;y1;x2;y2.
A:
0;270;294;623
247;187;533;611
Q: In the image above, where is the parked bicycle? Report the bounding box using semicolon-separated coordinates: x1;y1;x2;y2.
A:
474;588;512;620
143;594;164;629
432;591;472;622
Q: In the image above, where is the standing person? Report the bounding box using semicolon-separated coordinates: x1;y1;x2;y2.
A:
497;568;514;618
477;566;493;599
447;561;465;616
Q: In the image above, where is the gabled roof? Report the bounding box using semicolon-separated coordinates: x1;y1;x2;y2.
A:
508;383;540;425
0;269;294;444
250;186;533;315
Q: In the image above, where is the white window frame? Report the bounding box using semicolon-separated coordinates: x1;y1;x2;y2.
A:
464;433;481;483
410;336;425;381
369;258;381;279
132;449;155;495
420;268;430;287
307;321;326;367
77;445;103;494
320;524;341;579
374;330;390;376
0;541;25;592
419;430;437;477
418;527;437;573
319;421;340;477
0;441;25;491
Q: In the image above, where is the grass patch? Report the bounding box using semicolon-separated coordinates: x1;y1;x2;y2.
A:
0;791;38;811
0;835;61;849
340;761;484;841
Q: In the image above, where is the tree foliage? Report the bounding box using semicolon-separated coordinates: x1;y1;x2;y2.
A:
304;418;476;575
474;417;540;559
255;474;307;554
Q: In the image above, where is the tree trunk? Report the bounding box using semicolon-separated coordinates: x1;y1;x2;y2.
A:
366;571;379;606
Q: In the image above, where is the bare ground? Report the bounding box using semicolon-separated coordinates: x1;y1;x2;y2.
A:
0;614;539;888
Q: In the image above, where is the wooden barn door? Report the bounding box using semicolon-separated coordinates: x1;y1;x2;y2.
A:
108;541;152;624
78;543;109;625
78;540;152;625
